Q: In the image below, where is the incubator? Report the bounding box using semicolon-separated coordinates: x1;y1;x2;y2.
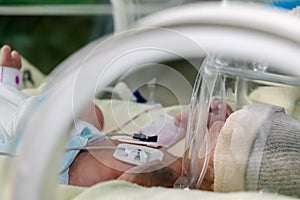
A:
0;1;300;200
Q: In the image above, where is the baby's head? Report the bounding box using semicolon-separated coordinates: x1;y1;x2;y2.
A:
213;104;300;198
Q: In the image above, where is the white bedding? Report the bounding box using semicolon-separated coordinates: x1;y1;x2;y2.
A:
57;180;298;200
1;156;295;200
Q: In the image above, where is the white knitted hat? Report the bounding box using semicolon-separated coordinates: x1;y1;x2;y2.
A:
214;104;300;198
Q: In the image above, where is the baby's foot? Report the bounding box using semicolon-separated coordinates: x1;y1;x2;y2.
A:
0;45;22;70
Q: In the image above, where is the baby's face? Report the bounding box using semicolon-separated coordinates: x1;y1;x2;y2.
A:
196;122;224;191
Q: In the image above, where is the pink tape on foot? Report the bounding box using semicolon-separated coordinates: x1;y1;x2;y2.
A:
0;66;22;89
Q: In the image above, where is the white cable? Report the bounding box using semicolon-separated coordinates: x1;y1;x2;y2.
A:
65;146;119;152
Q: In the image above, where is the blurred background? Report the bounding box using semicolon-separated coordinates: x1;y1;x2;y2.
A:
0;0;201;74
0;0;114;74
0;0;297;75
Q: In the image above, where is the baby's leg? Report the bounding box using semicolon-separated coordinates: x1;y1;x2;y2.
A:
0;45;22;70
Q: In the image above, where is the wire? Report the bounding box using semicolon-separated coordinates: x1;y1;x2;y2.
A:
104;105;162;142
106;104;162;133
106;132;158;142
65;146;119;152
0;152;15;157
60;104;163;175
105;132;132;138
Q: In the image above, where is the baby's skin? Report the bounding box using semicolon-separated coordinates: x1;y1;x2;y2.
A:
0;45;22;70
69;104;231;189
0;45;232;190
172;99;232;190
69;138;183;187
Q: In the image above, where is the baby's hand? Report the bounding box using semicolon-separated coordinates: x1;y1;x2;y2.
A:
117;159;180;187
208;98;233;129
0;45;22;70
175;98;233;130
174;108;189;129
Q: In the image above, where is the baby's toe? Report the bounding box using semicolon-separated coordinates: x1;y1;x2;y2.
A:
11;50;22;70
0;45;12;66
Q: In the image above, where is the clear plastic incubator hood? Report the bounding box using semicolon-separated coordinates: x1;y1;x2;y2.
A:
2;1;300;200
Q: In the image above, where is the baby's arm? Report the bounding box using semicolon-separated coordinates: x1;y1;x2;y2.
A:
117;149;182;187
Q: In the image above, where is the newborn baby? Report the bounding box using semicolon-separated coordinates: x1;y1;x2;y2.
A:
67;98;232;188
5;45;297;197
